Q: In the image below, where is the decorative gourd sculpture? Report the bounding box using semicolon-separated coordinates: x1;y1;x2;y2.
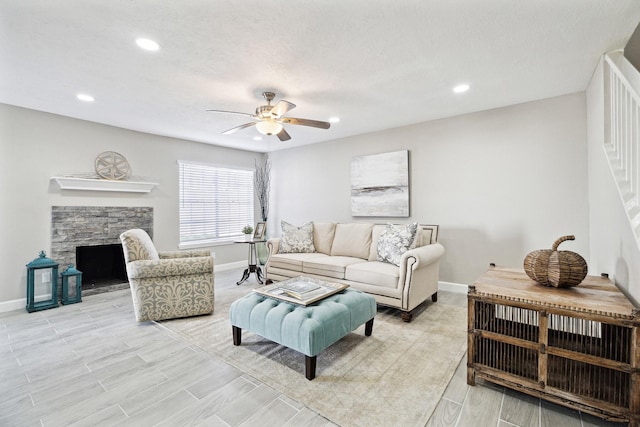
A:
523;235;588;288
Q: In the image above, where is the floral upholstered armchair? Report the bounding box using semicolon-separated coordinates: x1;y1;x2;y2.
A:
119;229;214;322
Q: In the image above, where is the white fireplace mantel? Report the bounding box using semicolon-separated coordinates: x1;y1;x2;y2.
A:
51;176;158;193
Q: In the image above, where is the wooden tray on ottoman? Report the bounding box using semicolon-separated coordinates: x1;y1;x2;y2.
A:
467;266;640;426
254;276;348;305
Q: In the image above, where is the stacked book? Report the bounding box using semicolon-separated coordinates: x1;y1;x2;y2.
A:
278;281;322;299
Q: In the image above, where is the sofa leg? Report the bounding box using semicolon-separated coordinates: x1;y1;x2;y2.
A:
431;292;438;302
401;311;413;322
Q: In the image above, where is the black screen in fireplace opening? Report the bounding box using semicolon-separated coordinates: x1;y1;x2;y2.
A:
76;244;127;287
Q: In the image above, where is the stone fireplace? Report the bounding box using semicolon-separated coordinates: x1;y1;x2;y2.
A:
51;206;153;291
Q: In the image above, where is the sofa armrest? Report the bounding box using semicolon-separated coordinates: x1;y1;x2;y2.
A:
401;243;445;269
126;256;214;279
396;243;445;312
266;238;280;256
159;250;211;259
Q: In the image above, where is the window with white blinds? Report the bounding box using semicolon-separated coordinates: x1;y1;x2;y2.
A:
178;161;254;247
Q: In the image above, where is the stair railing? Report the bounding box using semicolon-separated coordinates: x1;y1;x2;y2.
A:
604;52;640;248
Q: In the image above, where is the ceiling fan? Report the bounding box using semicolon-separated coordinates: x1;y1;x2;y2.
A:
207;92;331;141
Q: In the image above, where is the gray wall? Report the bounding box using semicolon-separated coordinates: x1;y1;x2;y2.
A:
268;93;590;287
587;59;640;305
0;104;263;306
2;91;615;306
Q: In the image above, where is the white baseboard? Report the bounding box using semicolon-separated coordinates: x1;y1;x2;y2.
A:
215;261;248;272
0;298;26;314
438;281;468;294
0;268;464;313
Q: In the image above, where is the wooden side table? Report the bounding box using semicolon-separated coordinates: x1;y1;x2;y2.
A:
234;238;266;285
467;266;640;426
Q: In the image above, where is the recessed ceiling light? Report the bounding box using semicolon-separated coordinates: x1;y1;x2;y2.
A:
329;117;340;123
136;38;160;51
253;136;263;141
76;93;95;102
453;84;470;94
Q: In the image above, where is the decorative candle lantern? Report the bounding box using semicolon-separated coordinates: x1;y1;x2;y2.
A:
61;264;82;305
26;250;59;312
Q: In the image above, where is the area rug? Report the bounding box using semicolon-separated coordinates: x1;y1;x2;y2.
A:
160;274;467;427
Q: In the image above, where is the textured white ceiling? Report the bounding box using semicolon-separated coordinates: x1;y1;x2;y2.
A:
2;1;640;152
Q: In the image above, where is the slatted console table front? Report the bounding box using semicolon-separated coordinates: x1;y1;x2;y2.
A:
467;267;640;426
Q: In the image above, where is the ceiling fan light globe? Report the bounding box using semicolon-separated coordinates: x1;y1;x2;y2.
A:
256;120;283;136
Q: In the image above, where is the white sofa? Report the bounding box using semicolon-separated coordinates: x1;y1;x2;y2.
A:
265;222;445;322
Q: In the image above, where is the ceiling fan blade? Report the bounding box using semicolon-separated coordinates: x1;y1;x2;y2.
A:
277;127;291;141
269;100;296;118
281;117;331;129
222;122;257;135
206;109;256;119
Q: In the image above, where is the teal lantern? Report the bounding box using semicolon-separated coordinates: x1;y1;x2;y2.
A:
26;250;59;312
61;264;82;305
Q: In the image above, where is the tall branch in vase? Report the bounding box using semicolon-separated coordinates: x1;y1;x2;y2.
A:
254;157;271;222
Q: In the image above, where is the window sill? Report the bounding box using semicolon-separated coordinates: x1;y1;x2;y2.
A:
178;239;239;250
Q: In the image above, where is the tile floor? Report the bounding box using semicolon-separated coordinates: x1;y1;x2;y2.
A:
0;269;628;426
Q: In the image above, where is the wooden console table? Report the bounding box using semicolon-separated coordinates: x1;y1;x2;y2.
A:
467;266;639;426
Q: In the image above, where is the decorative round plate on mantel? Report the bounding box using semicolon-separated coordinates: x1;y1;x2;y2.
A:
95;151;130;180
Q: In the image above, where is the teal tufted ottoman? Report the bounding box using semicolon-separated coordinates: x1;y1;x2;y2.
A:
230;288;376;380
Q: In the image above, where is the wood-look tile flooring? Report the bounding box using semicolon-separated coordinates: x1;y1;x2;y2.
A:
0;269;626;426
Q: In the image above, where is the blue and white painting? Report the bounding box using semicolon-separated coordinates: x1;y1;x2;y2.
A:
351;150;409;217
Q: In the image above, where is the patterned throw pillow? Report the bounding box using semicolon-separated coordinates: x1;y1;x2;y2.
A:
377;222;418;266
279;221;316;253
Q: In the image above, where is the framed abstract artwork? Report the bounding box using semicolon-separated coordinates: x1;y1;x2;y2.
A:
350;150;409;217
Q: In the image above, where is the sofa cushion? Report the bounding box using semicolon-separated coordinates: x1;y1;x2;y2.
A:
368;224;386;261
313;222;336;255
269;253;328;272
377;222;418;266
330;223;373;259
303;256;368;279
346;261;399;289
418;225;437;245
279;221;316;253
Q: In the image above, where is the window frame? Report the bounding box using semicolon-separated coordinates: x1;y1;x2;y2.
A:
178;160;255;249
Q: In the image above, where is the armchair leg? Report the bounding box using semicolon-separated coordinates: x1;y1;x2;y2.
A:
401;311;413;323
431;292;438;302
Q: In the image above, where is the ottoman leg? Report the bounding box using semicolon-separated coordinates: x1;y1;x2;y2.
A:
365;318;374;336
232;326;242;346
305;355;317;380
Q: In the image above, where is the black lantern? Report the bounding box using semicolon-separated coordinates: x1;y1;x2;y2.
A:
61;264;82;305
26;250;59;312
